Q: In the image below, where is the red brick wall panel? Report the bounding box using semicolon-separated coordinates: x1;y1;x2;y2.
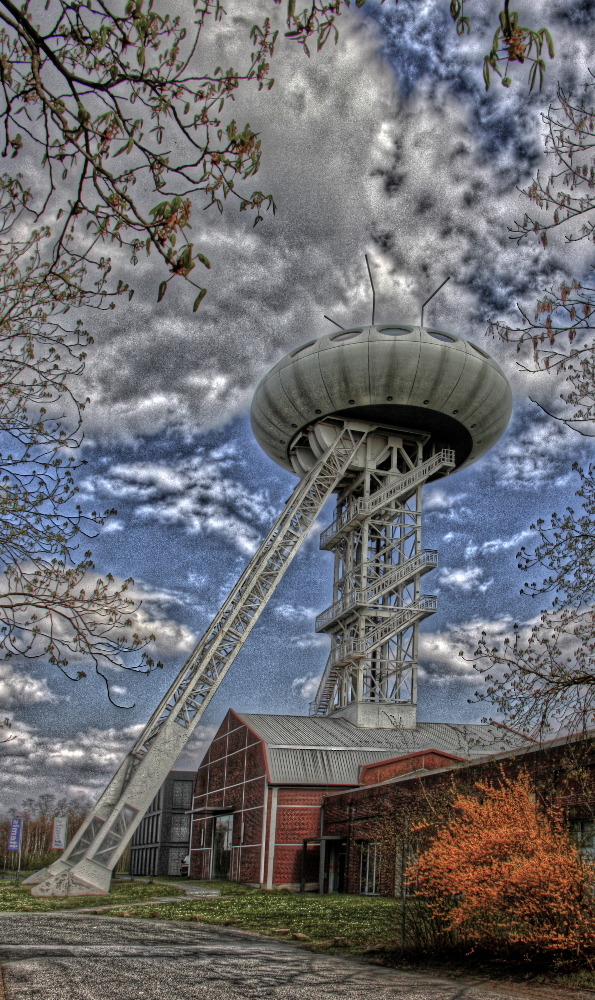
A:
206;790;225;808
208;758;226;793
273;845;304;884
209;735;228;762
227;724;247;758
239;846;261;883
225;751;245;788
222;788;243;813
276;806;321;841
278;788;325;806
243;807;264;845
195;766;209;797
245;742;266;782
244;776;266;810
359;750;463;785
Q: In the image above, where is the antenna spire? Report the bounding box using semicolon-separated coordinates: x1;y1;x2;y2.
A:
365;254;376;325
421;277;450;327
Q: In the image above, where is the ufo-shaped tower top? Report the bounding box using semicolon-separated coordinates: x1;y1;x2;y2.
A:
251;323;512;474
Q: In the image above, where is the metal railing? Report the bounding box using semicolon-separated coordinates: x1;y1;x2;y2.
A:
319;449;455;549
315;549;438;632
310;658;415;717
328;595;437;668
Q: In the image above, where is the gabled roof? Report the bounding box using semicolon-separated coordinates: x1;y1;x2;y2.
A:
235;713;529;786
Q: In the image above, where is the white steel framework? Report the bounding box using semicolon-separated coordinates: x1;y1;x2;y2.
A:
310;429;455;723
25;421;369;897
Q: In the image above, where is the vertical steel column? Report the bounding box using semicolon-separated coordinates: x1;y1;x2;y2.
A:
311;434;455;721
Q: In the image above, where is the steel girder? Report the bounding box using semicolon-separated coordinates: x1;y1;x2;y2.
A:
24;422;368;898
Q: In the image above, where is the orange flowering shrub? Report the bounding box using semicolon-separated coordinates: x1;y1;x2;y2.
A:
407;772;595;962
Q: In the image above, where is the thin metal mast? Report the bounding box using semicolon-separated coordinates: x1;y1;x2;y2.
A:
26;422;369;898
310;431;455;723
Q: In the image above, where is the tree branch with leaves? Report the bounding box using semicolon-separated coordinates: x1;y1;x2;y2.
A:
472;464;595;739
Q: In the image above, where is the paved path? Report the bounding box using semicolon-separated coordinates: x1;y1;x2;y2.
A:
0;913;568;1000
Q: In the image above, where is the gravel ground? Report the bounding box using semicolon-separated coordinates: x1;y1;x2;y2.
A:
0;912;574;1000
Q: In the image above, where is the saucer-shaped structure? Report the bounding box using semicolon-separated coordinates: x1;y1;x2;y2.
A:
251;324;512;474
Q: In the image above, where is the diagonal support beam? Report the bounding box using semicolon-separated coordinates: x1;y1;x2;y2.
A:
25;422;368;898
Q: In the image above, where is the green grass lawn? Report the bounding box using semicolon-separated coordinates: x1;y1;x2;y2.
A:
0;877;186;913
0;876;399;950
105;886;402;951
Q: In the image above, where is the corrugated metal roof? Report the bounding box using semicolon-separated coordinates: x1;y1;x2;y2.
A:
266;749;397;786
236;713;528;785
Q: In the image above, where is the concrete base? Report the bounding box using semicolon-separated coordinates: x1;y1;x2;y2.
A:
330;701;417;729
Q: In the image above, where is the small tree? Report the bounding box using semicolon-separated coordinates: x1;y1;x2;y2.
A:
408;772;595;963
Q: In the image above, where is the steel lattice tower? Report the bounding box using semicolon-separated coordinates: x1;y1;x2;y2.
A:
310;426;453;726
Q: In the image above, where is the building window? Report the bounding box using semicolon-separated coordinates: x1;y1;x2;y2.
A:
359;841;381;895
170;814;190;842
168;847;187;876
571;820;595;860
172;780;193;810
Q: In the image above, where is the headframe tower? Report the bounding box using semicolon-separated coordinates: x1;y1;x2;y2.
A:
25;317;511;898
251;322;512;729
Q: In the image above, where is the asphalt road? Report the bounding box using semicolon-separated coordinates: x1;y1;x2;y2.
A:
0;913;550;1000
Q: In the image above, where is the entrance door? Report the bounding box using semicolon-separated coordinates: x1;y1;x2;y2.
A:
211;814;233;879
327;840;347;893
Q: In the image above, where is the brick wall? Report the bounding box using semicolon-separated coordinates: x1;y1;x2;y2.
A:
323;734;595;896
190;710;268;885
358;750;463;785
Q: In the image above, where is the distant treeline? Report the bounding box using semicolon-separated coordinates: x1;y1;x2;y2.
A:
0;794;129;873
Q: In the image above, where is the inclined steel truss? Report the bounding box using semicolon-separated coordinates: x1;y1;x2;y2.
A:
310;437;455;719
25;422;369;898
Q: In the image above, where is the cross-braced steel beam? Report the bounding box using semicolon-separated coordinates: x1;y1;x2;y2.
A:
24;421;369;897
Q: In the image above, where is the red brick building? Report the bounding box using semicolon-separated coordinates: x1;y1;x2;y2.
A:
321;730;595;895
188;709;519;890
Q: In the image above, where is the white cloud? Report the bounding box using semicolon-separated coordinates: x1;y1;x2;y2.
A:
67;1;595;452
273;603;317;621
437;565;493;593
292;633;329;650
86;450;276;555
419;616;517;687
0;722;144;814
292;674;322;701
102;520;124;533
424;489;468;512
0;661;57;708
0;718;218;815
477;530;532;556
488;407;585;489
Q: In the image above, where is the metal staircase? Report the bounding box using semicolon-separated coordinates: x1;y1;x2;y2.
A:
319;449;455;549
315;549;438;632
329;595;437;667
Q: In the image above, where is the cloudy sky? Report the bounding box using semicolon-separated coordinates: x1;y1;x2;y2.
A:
3;0;595;813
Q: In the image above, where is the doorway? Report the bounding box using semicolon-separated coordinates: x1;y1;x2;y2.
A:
211;814;233;879
326;839;347;893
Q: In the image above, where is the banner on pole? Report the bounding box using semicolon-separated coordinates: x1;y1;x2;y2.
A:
8;817;22;851
52;816;68;850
